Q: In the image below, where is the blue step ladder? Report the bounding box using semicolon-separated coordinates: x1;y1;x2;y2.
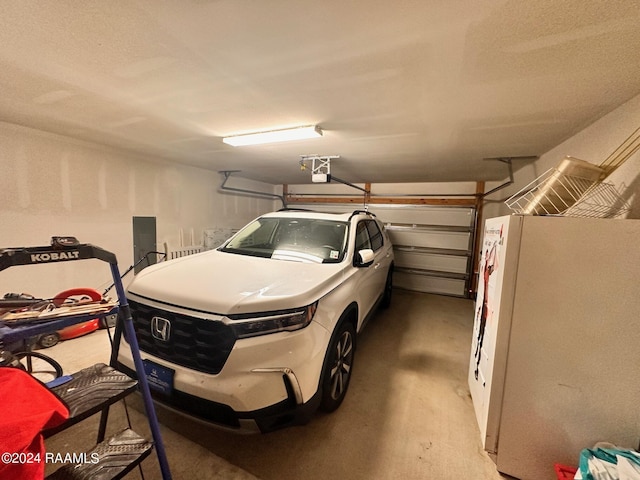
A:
0;240;172;480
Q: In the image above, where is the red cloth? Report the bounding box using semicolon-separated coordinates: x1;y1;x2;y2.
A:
0;368;69;480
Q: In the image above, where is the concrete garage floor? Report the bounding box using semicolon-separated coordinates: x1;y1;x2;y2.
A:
44;290;508;479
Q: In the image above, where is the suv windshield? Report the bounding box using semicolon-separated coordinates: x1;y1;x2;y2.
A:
221;217;348;263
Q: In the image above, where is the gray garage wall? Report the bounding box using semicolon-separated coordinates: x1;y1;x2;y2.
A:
0;122;277;297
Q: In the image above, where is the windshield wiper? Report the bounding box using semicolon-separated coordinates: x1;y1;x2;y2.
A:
221;247;271;258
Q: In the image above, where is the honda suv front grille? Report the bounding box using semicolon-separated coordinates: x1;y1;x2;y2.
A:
127;299;236;375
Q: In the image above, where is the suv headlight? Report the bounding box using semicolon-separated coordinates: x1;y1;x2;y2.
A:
226;302;318;339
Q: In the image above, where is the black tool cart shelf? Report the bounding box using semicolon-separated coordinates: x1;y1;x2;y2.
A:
0;241;172;480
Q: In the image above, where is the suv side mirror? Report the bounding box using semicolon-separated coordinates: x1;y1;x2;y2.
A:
355;249;375;267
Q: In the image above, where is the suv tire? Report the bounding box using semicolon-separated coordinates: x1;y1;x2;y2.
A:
320;321;356;412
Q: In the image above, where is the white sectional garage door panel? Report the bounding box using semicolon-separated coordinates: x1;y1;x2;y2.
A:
386;228;470;251
394;249;469;274
394;272;467;296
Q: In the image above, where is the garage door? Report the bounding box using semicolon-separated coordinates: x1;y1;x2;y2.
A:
288;203;476;297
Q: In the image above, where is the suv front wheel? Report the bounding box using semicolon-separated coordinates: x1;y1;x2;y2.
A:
320;321;356;412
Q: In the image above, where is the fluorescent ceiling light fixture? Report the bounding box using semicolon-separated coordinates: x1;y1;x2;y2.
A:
223;125;322;146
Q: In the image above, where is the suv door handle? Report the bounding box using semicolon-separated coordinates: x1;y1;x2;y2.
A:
374;262;381;269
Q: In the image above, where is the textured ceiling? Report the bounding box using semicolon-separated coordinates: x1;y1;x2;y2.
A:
1;0;640;185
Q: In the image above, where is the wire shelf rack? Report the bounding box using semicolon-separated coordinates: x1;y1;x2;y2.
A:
561;181;631;218
506;127;639;218
505;158;630;218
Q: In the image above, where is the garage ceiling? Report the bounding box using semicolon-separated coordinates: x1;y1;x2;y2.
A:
1;1;640;185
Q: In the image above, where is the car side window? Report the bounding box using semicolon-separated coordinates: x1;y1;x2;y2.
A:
355;222;371;251
366;220;383;251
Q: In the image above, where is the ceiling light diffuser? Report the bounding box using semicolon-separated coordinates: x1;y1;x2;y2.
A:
222;125;322;146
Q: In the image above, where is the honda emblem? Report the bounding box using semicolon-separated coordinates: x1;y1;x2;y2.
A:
151;316;171;342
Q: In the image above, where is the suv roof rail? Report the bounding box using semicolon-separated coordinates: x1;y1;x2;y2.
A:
349;209;376;220
277;207;313;212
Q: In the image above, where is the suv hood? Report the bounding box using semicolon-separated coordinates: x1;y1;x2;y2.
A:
127;250;345;315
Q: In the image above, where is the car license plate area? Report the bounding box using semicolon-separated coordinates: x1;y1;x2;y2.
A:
143;359;174;395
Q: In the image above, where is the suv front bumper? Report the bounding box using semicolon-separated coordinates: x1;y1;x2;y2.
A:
116;361;322;433
116;320;331;432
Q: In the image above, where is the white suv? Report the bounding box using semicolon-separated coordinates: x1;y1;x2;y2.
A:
116;209;394;432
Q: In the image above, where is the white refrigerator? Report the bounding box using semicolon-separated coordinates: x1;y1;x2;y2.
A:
469;214;640;480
